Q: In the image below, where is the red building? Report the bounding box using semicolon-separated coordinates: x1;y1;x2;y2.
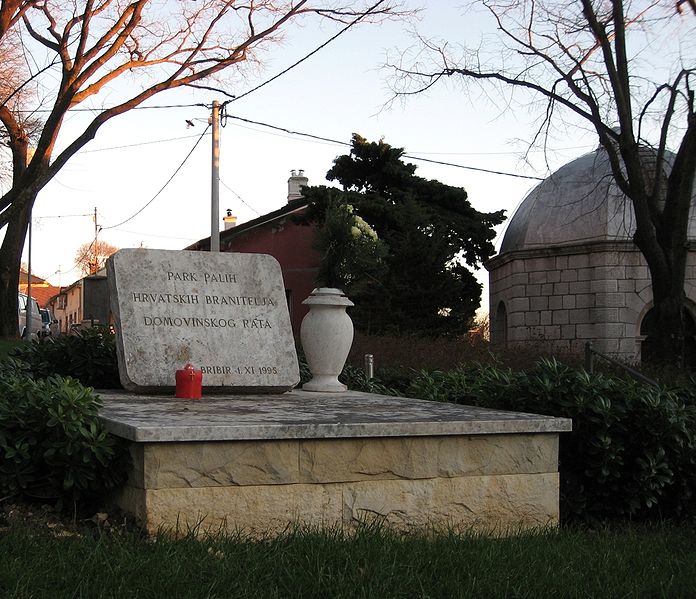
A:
187;171;320;333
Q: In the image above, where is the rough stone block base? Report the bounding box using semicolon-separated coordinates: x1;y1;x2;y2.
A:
116;472;558;537
114;436;560;537
100;391;569;537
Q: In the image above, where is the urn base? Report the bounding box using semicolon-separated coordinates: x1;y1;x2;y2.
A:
302;375;348;393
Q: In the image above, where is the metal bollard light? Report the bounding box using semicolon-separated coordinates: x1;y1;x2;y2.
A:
584;341;594;374
364;354;374;380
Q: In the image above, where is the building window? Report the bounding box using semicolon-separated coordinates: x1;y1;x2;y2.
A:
492;301;508;347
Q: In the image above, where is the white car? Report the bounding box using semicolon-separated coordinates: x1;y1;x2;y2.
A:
18;292;42;340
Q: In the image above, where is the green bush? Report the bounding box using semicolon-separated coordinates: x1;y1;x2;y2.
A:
297;351;403;395
338;363;401;396
0;339;22;360
11;327;121;389
404;359;696;524
0;359;130;507
297;348;312;386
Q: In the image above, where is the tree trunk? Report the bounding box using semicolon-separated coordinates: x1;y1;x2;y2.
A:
0;200;32;340
650;283;687;366
637;200;690;367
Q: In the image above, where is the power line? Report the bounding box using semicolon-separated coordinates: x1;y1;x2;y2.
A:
110;228;199;241
132;103;208;110
227;119;340;146
403;155;545;181
224;116;555;169
101;124;211;231
17;0;388;120
14;102;207;114
34;212;93;219
223;114;546;181
227;0;389;105
51;178;94;192
227;114;349;147
406;145;593;156
45;238;97;280
219;179;261;216
82;133;209;153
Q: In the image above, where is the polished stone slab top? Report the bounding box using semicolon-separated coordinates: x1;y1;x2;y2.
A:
98;390;572;442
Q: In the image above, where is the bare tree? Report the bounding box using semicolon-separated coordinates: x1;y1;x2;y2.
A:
0;30;42;188
390;0;696;365
0;0;34;40
74;239;118;276
0;0;400;339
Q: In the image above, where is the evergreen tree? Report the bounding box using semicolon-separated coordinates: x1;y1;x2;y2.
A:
301;134;506;336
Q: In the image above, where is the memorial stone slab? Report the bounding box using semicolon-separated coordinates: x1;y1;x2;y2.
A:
107;248;299;394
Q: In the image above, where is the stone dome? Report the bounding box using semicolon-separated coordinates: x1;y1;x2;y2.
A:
499;147;696;254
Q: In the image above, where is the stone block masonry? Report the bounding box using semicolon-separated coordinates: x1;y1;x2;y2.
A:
486;245;696;360
107;248;299;393
100;390;571;537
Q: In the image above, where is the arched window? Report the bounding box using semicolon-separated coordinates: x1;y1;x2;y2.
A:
492;301;508;347
640;307;696;365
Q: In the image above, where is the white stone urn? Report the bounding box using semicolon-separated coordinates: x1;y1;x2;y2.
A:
300;287;355;392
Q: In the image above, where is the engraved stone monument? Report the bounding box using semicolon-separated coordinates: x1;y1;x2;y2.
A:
101;247;569;538
107;248;299;393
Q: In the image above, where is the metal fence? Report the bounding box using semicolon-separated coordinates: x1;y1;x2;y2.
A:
583;341;659;387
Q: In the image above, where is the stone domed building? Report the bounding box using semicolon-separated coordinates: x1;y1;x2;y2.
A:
485;147;696;362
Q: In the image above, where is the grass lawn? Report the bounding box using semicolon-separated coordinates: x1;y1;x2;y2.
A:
0;518;694;598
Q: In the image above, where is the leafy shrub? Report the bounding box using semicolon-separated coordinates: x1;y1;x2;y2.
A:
338;364;401;396
298;349;403;395
0;360;130;507
0;339;22;360
404;359;696;524
11;327;121;389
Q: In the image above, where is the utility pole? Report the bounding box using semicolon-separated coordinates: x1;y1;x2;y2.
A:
210;100;220;252
26;212;32;341
25;144;33;341
92;206;98;274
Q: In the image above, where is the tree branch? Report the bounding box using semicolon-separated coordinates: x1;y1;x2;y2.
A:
0;0;34;40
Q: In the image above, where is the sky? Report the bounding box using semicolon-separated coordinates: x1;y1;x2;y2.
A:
18;1;597;311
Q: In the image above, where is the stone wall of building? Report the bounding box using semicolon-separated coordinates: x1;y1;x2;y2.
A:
488;241;696;360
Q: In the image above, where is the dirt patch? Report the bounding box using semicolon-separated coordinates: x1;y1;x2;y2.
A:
0;499;142;539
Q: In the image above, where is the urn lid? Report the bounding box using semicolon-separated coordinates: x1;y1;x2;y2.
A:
302;287;355;307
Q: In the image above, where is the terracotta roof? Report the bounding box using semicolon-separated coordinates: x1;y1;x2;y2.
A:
18;283;62;308
19;269;47;285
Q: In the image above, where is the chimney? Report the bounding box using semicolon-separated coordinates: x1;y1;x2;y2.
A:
287;169;309;202
223;208;237;230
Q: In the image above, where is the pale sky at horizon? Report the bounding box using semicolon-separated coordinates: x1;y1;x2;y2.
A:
11;1;599;312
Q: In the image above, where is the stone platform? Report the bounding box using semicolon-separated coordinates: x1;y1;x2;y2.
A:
98;390;571;536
